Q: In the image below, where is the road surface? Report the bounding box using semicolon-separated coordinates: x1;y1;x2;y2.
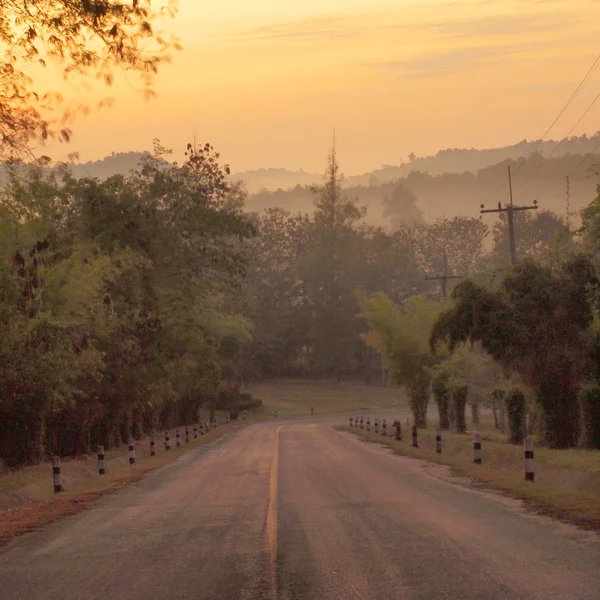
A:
0;419;598;599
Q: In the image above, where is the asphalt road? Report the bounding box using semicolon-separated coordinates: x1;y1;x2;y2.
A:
0;418;598;599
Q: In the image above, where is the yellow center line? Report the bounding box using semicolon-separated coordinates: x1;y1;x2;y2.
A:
266;425;282;600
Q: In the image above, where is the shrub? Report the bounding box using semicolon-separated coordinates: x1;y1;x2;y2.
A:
451;385;468;433
579;381;600;449
432;373;451;430
506;388;526;445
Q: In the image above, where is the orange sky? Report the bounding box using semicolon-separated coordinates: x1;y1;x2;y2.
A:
38;0;600;175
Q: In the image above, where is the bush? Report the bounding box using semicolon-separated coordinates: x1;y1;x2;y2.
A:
237;393;263;410
506;388;526;445
432;373;451;430
579;381;600;449
451;385;468;433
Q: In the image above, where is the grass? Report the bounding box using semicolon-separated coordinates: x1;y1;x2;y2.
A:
0;423;234;549
245;379;405;418
343;424;600;531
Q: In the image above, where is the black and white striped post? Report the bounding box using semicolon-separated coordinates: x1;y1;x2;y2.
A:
367;417;371;432
274;409;278;419
193;424;198;440
165;430;171;450
175;429;180;447
349;416;353;427
412;425;418;448
395;421;402;440
374;418;379;434
435;428;442;454
98;445;106;474
525;436;535;482
360;416;364;429
52;456;63;493
150;433;156;456
128;437;135;465
243;410;247;420
382;418;387;436
185;426;190;443
393;399;397;407
473;432;482;464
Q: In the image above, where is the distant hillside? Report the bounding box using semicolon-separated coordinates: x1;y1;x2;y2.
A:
37;133;600;195
60;151;153;179
229;168;321;194
247;153;600;226
346;133;600;187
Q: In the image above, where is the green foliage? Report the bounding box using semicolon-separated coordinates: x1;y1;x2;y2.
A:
0;140;256;466
578;382;600;449
359;292;442;427
450;385;468;433
506;388;526;445
431;366;451;430
430;256;599;448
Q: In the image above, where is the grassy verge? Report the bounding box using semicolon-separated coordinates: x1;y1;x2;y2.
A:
342;425;600;531
0;424;233;549
246;379;405;418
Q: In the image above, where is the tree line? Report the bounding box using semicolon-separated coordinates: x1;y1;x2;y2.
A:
2;137;597;468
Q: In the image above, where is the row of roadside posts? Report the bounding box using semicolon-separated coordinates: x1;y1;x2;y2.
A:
51;412;244;494
348;416;536;483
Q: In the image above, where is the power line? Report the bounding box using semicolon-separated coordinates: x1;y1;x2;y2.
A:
484;51;600;205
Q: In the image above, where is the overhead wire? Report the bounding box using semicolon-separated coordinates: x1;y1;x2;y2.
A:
482;51;600;207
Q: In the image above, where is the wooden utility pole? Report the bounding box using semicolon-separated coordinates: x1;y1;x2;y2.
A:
480;165;538;265
425;251;462;299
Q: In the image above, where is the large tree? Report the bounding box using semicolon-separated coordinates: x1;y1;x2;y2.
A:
359;292;442;427
430;256;599;448
300;143;366;378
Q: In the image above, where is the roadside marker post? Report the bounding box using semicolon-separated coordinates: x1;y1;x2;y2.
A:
98;445;106;474
52;456;63;493
367;417;371;432
435;429;442;454
412;425;419;448
360;416;364;429
383;418;387;436
185;426;190;443
473;432;482;464
193;424;198;440
311;407;314;415
243;410;247;420
165;431;171;450
128;438;135;465
395;421;402;440
150;433;156;456
176;429;181;447
349;416;353;427
525;437;535;482
375;419;379;434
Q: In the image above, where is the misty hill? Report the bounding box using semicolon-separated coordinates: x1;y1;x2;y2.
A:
60;151;153;180
346;133;600;187
247;153;600;226
46;134;600;196
229;168;321;193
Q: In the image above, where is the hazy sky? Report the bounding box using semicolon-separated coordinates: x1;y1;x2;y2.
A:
41;0;600;175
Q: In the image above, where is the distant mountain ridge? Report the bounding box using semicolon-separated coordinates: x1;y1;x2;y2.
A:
48;134;600;193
